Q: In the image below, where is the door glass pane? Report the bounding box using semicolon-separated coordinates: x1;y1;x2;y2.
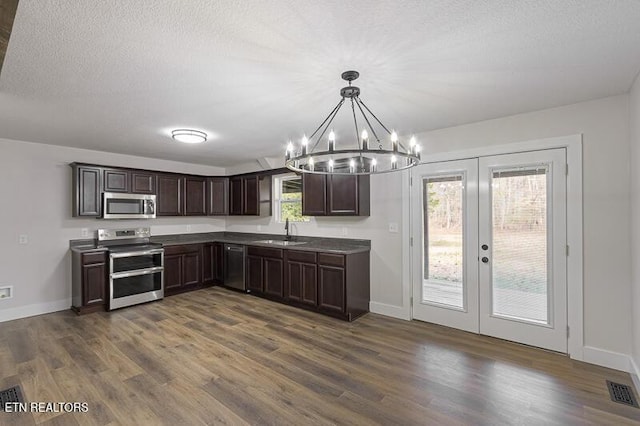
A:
423;175;464;308
491;168;548;324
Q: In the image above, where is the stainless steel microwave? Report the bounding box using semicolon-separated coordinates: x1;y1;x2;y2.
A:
103;193;156;219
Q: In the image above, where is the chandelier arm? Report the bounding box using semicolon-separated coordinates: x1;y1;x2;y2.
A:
310;97;345;152
359;97;411;151
308;98;345;141
354;97;383;147
350;98;361;150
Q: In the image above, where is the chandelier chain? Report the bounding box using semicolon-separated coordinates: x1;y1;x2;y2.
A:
354;97;382;146
350;98;361;150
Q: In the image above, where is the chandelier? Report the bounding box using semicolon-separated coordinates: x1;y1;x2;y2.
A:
285;71;421;175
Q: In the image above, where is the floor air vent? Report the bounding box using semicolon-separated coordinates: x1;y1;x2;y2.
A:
607;380;639;408
0;385;24;411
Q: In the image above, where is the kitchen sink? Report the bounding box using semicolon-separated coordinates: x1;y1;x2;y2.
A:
253;240;307;246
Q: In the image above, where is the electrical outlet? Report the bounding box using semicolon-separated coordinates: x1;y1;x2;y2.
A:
388;222;399;233
81;228;89;237
0;286;12;299
19;234;28;244
186;224;192;232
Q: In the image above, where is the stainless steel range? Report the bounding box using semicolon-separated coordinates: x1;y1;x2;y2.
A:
97;227;164;310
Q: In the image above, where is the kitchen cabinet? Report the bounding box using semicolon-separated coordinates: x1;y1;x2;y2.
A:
285;250;317;305
131;171;156;194
302;174;370;216
71;251;107;314
203;242;224;285
156;174;183;216
163;244;202;295
248;245;370;320
184;176;207;216
207;177;229;215
229;174;272;216
72;164;102;217
246;246;284;298
103;168;129;193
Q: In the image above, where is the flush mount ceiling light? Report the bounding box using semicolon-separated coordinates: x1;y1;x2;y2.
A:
171;129;207;144
285;71;421;175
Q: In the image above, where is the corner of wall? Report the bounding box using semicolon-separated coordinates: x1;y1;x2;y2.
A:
631;70;640;384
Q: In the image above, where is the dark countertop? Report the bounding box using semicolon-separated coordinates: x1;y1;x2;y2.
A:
70;232;370;255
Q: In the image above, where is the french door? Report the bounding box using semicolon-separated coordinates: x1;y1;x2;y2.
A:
411;149;567;353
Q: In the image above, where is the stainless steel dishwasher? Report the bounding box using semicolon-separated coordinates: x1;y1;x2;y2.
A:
223;244;246;291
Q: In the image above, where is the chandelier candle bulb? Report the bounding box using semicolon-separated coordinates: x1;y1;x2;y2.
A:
301;136;308;156
361;129;369;151
391;155;398;170
391;131;398;152
328;158;334;172
349;158;356;173
371;158;377;172
308;157;314;171
415;145;422;160
328;130;336;152
286;141;293;160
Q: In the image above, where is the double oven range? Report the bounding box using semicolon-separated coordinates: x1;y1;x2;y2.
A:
97;228;164;310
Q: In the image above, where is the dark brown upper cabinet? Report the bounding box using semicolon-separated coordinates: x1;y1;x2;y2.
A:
207;177;229;216
184;176;207;216
72;165;102;217
131;171;156;194
302;174;370;216
103;169;129;193
156;174;183;216
229;174;272;216
301;173;327;216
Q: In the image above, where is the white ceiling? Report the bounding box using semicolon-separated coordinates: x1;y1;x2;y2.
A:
1;0;640;167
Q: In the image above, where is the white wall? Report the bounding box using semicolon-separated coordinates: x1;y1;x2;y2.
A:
630;73;640;381
415;95;631;357
0;138;226;322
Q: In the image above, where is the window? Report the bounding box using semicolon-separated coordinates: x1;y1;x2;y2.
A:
274;174;310;223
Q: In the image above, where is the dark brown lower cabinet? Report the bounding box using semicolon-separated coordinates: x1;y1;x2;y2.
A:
163;244;202;296
254;247;369;321
246;254;264;293
285;250;318;305
202;242;224;285
72;251;107;314
246;246;284;297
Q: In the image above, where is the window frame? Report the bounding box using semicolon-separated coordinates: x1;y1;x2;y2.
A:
273;173;310;224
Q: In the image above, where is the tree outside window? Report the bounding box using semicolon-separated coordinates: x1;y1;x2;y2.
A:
275;175;310;223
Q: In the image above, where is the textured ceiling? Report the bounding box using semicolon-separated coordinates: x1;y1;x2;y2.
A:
1;0;640;167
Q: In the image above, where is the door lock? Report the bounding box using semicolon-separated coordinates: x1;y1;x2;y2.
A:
481;244;488;250
481;257;489;263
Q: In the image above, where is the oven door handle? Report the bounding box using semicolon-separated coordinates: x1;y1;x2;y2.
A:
110;249;164;259
111;266;164;279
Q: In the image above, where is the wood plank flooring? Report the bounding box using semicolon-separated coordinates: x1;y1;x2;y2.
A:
1;287;639;425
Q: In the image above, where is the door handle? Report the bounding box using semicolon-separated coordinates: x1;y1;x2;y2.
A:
481;257;489;263
481;244;489;250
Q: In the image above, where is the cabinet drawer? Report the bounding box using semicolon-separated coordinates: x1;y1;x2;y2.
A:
82;252;106;265
163;244;201;255
286;250;317;264
248;246;283;259
318;253;345;267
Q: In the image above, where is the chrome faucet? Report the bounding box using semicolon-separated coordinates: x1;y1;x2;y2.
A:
284;218;291;241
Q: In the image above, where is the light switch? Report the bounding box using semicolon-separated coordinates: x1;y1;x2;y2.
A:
389;222;399;233
19;235;28;244
81;228;89;237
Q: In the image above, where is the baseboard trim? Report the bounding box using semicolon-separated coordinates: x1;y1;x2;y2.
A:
0;299;70;323
582;346;632;373
631;357;640;394
369;302;410;320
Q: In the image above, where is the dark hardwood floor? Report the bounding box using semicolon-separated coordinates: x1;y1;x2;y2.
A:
1;287;639;425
